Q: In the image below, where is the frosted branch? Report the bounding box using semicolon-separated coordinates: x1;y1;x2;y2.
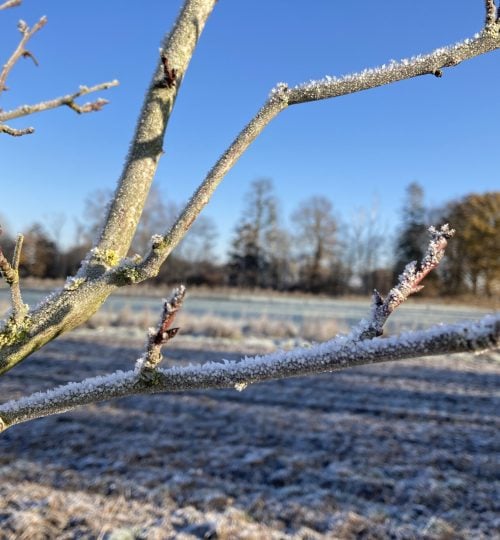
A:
0;123;33;136
0;0;21;10
132;17;500;278
0;10;118;136
87;0;218;274
136;285;185;378
352;224;455;340
0;314;498;432
485;0;498;30
0;16;46;94
0;81;119;122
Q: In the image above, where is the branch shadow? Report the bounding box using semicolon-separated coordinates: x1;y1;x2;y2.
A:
1;337;499;536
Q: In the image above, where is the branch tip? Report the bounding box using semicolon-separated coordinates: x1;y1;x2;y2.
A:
0;0;22;10
138;285;186;376
1;14;47;95
0;231;26;322
485;0;498;29
351;224;454;341
0;80;119;126
0;123;34;136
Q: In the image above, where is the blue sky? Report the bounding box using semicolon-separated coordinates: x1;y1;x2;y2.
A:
1;1;498;257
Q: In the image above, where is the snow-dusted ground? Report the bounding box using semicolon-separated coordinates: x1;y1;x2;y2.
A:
0;288;493;333
1;301;499;539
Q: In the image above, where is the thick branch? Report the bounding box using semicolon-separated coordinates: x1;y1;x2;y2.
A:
2;2;500;379
133;97;286;279
132;26;500;279
0;314;497;432
89;0;218;272
0;81;119;122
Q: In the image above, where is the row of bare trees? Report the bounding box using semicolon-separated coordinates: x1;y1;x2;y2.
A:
2;180;498;297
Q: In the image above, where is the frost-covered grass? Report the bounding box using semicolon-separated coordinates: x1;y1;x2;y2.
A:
0;336;498;539
84;306;345;342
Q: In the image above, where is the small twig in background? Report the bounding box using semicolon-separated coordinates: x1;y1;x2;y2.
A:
351;224;455;340
485;0;498;29
0;123;34;136
0;230;27;323
0;10;118;136
136;285;186;379
0;0;21;11
0;81;119;122
0;16;47;94
65;97;109;114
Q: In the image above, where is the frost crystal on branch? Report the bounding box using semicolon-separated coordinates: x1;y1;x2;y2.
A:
1;314;498;432
351;224;455;341
136;285;186;378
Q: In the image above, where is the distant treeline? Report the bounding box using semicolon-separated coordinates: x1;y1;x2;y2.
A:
1;182;498;297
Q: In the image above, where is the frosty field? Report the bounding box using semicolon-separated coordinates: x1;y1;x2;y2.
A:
0;292;498;538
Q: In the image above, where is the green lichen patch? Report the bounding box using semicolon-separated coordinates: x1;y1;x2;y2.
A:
0;313;32;348
100;249;120;267
90;248;121;269
115;265;141;285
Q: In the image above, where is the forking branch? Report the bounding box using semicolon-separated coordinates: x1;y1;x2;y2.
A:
350;225;456;341
127;2;500;280
0;1;499;401
0;228;27;325
1;228;498;432
1;315;497;432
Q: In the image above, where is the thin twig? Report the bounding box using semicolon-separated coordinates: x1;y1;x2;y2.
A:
0;16;47;93
0;313;498;432
485;0;498;30
351;224;455;340
0;0;21;11
0;232;27;323
137;285;185;378
0;81;119;122
0;123;34;136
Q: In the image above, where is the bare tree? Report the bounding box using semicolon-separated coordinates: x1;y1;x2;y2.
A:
292;196;338;293
0;1;499;431
228;179;284;288
343;199;390;294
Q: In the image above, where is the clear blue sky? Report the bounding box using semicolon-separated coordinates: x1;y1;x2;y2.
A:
1;1;498;257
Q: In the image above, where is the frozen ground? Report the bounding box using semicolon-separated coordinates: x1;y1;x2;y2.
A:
0;322;499;539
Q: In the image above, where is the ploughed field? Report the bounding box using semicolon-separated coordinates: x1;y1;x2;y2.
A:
0;295;498;539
